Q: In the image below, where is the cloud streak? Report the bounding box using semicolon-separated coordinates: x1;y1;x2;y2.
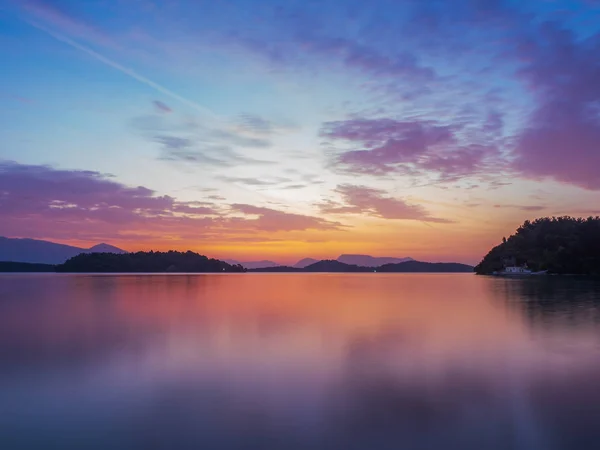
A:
493;204;546;212
153;100;172;113
0;162;344;241
132;114;276;168
24;19;219;120
319;185;452;223
231;204;343;232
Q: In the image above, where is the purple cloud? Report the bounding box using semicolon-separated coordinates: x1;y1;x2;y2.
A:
300;36;436;82
231;204;343;232
513;22;600;190
319;185;452;223
418;145;499;181
483;111;504;135
0;161;214;239
17;0;600;194
322;118;453;145
0;162;343;241
153;100;172;113
220;13;437;102
323;118;501;181
0;161;173;213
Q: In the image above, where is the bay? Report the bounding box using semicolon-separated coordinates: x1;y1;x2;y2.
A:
1;273;600;450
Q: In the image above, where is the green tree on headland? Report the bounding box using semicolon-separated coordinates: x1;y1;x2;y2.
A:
475;217;600;275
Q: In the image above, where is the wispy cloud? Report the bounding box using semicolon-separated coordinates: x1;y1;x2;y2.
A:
218;176;293;186
322;118;503;183
0;161;344;240
319;184;452;223
231;204;344;232
512;22;600;190
132;112;276;169
153;100;172;113
493;204;546;212
23;19;219;120
235;114;275;135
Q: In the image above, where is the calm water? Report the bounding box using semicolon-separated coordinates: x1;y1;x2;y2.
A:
1;274;600;450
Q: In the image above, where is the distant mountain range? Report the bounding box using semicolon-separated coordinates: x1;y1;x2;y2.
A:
0;237;126;265
250;259;473;273
0;237;473;273
294;258;319;268
230;254;414;269
336;254;413;267
223;259;280;270
0;258;473;273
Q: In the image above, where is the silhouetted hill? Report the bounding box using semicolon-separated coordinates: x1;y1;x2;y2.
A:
293;255;414;268
224;259;281;269
303;260;368;272
0;237;126;264
249;261;365;272
294;258;319;268
475;216;600;275
56;251;245;273
249;259;472;273
0;261;55;272
250;266;302;272
377;261;473;273
337;254;413;267
87;243;127;254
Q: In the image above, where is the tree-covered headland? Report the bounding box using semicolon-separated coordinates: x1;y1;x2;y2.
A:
475;217;600;275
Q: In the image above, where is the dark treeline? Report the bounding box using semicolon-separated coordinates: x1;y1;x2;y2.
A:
0;261;55;272
56;251;246;273
376;261;473;273
1;253;474;274
475;216;600;275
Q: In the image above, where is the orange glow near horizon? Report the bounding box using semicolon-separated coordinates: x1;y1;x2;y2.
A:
46;212;527;265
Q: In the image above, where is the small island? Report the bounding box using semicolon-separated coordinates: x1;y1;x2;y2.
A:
56;251;246;273
475;216;600;275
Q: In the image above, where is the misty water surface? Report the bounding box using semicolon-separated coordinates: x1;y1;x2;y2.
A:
1;273;600;450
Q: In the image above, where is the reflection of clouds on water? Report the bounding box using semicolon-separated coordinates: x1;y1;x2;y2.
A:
0;277;161;376
337;325;529;449
2;274;600;449
335;284;600;450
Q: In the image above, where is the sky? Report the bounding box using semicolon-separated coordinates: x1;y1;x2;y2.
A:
0;0;599;264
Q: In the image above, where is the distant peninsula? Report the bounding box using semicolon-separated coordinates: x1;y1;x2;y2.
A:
475;216;600;275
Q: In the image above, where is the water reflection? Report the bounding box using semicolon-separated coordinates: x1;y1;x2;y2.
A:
1;274;600;449
493;277;600;328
